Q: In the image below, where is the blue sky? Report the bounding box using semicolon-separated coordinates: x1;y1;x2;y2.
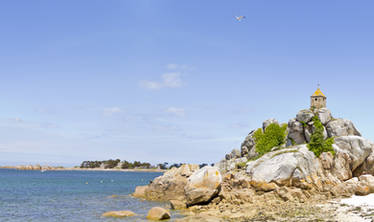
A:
1;0;374;166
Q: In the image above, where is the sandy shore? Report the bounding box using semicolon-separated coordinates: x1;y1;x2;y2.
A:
0;166;166;173
323;194;374;222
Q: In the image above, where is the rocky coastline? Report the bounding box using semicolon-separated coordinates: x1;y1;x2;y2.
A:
132;108;374;221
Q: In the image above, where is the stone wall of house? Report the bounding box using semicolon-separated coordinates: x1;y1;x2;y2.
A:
310;96;326;109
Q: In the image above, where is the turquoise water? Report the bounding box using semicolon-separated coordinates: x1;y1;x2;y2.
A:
0;169;181;221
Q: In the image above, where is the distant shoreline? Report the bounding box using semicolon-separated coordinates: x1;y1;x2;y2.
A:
0;166;166;173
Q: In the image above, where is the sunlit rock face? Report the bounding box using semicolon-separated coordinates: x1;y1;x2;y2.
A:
185;166;222;206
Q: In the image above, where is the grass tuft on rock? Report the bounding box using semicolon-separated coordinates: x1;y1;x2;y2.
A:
307;115;335;157
253;123;288;156
235;161;247;169
271;149;298;158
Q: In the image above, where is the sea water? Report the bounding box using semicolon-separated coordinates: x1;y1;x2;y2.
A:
0;169;182;221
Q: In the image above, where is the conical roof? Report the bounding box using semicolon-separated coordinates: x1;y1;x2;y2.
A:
312;88;326;97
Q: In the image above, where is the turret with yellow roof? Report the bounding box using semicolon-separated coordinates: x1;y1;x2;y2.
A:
310;86;326;109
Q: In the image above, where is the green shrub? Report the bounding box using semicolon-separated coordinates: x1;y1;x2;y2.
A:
307;116;335;157
253;123;288;156
300;121;308;128
290;137;296;146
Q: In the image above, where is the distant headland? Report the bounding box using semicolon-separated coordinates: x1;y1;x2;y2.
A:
0;159;211;173
0;165;166;172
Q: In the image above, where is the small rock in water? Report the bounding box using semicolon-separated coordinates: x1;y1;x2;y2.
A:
107;194;118;198
146;207;171;220
102;210;136;218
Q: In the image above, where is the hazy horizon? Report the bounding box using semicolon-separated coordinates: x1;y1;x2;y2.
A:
1;1;374;166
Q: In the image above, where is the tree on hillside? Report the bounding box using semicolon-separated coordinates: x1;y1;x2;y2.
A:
307;116;335;157
103;159;121;169
80;161;102;168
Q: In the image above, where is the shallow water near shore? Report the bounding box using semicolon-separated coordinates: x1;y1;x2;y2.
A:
0;169;181;221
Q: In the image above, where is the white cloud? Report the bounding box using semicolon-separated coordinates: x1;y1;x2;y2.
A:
141;81;163;90
166;107;185;117
103;107;122;116
162;73;182;88
141;63;192;90
166;64;178;70
141;72;182;90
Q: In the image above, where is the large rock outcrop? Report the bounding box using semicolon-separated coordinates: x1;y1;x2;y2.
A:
225;108;374;194
296;109;314;123
225;148;241;160
287;118;306;144
219;108;365;176
133;164;223;207
326;118;361;137
240;130;256;158
353;150;374;177
246;145;319;186
218;108;372;192
244;135;374;191
185;166;222;206
334;136;373;172
316;108;332;125
133;107;374;221
134;164;199;201
331;174;374;197
215;157;247;173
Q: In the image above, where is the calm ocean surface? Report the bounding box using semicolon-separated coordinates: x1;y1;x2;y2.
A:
0;169;182;222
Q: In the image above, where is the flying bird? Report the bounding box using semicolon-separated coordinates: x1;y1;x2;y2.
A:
235;16;246;21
